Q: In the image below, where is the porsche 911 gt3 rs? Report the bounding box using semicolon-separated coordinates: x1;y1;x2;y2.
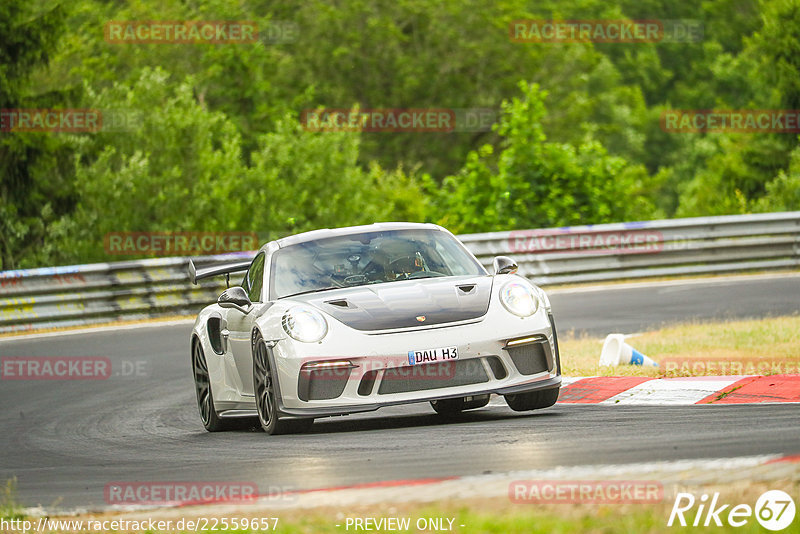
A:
188;222;561;434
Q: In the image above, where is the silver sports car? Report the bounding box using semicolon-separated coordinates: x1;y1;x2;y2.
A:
188;222;561;434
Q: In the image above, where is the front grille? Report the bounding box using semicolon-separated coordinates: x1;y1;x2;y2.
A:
377;359;489;395
506;341;552;375
298;368;351;401
486;355;507;379
357;370;378;396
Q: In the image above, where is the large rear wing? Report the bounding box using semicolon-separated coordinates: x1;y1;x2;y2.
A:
188;258;251;286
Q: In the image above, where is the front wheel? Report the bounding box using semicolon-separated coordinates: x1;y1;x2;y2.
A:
252;333;314;435
504;388;559;412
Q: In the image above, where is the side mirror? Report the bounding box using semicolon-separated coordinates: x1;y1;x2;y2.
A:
493;256;518;275
218;286;252;313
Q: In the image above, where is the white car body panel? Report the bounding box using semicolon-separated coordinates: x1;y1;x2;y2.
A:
190;223;561;420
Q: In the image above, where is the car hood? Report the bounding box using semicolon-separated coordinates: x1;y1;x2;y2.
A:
290;275;493;331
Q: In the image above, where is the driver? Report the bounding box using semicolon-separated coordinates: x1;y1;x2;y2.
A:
389;251;426;280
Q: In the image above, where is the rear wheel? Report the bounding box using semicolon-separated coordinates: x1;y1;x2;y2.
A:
431;394;490;416
192;340;231;432
504;388;559;412
252;333;314;435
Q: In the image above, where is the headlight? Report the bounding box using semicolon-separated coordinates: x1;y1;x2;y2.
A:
499;281;539;317
282;305;328;343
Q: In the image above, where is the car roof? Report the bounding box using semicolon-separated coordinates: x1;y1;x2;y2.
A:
274;222;442;248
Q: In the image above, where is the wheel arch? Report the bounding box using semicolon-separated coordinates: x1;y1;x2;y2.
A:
191;332;201;351
251;326;263;350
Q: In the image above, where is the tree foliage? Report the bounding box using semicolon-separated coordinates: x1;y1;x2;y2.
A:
432;83;654;233
0;1;72;269
2;0;799;268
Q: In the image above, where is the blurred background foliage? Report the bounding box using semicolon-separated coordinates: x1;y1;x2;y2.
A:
1;0;799;268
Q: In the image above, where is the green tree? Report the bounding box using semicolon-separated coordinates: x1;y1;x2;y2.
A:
216;110;428;241
53;76;428;263
432;83;655;233
672;0;800;216
0;1;73;269
7;0;800;269
53;68;249;263
755;144;800;212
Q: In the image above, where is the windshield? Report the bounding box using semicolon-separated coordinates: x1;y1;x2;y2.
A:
271;228;486;299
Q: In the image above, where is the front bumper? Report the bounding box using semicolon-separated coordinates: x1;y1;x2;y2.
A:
278;375;562;417
268;304;562;418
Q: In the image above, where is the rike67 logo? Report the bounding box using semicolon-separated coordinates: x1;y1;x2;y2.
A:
668;490;796;531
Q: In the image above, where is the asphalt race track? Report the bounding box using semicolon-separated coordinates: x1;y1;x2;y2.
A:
549;273;800;336
1;274;799;509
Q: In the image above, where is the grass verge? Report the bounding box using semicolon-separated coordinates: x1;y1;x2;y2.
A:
1;478;23;520
559;315;800;377
12;479;797;533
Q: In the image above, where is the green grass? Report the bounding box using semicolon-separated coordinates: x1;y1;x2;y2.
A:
1;478;24;520
7;481;798;533
267;507;671;533
170;500;793;534
559;315;800;377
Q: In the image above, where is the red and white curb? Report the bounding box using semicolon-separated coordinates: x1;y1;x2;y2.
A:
557;375;800;405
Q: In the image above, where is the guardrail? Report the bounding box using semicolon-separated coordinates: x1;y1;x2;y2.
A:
1;212;798;334
0;254;253;334
461;211;800;285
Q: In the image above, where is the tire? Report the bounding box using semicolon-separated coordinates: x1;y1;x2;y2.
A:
431;394;490;416
252;333;313;435
549;313;562;375
192;339;233;432
504;387;560;412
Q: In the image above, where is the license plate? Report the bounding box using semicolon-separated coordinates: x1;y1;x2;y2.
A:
408;346;459;365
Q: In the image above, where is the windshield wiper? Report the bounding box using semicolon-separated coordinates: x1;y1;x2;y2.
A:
282;286;343;299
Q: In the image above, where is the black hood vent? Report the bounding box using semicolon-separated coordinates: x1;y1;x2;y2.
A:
457;284;477;295
325;299;353;308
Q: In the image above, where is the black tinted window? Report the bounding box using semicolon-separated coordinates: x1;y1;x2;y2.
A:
246;253;265;302
271;229;485;299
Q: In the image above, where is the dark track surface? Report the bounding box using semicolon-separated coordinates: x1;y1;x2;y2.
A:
1;274;799;509
549;273;800;336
